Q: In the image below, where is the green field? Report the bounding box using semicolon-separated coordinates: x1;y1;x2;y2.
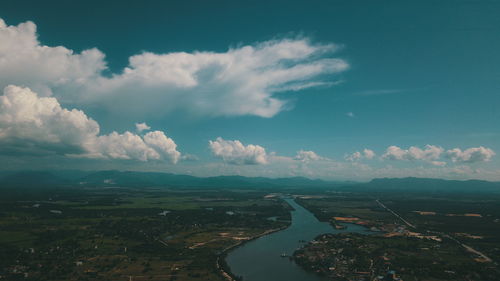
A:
0;186;290;281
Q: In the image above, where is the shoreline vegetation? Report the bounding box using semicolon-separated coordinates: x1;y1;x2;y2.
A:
292;195;500;280
217;221;291;280
217;197;295;281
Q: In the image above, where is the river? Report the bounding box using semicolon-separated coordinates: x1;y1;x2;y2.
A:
225;198;372;281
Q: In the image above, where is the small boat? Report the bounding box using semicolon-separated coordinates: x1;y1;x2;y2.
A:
280;253;287;257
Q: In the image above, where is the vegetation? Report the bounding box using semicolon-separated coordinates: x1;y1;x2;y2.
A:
0;184;290;281
1;173;500;280
295;190;500;280
294;232;498;281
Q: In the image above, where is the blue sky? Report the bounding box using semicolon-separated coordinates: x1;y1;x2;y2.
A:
1;0;499;180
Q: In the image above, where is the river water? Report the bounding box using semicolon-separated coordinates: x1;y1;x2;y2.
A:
225;198;372;281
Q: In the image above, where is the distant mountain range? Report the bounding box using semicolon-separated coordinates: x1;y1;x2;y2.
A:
361;177;500;193
0;170;339;189
0;170;499;193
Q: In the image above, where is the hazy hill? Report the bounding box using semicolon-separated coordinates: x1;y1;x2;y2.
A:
0;170;337;189
360;177;500;193
1;171;499;193
78;171;336;188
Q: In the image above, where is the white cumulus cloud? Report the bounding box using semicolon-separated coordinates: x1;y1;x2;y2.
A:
363;149;376;159
0;85;181;163
91;132;161;161
143;131;181;163
0;18;348;119
0;19;106;97
209;137;268;165
294;150;324;162
382;145;444;165
446;147;495;163
345;148;375;161
0;85;99;153
345;151;362;161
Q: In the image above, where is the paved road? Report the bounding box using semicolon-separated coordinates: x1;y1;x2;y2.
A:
375;199;416;229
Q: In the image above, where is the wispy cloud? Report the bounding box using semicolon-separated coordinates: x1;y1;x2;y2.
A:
353;89;405;96
135;122;151;133
0;18;348;119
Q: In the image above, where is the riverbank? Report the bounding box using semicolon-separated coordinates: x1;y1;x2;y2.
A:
216;224;290;281
221;198;379;281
